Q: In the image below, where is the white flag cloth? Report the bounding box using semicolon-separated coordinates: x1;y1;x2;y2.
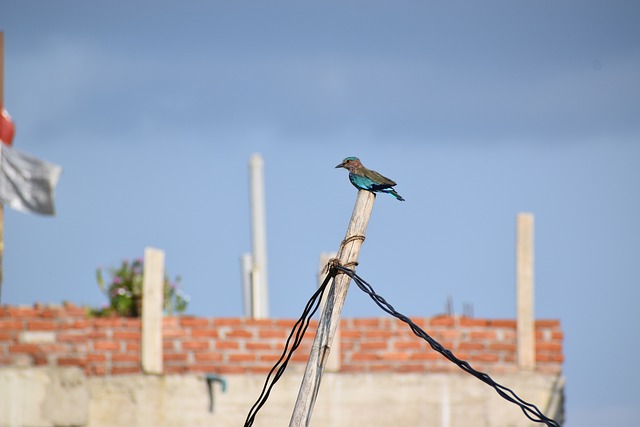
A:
0;144;62;215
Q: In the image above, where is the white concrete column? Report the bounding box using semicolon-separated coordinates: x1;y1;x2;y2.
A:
516;213;535;369
142;247;164;375
249;153;269;318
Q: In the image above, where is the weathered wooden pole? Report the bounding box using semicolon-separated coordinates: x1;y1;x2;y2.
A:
289;189;376;426
0;31;5;303
0;31;4;304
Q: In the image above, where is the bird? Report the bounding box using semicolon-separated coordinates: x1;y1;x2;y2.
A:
335;156;405;201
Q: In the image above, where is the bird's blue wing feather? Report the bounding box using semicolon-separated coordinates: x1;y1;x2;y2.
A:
349;174;376;191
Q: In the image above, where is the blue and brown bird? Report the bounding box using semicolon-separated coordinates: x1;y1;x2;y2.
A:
335;156;405;201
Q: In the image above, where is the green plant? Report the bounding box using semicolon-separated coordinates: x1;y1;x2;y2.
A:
95;258;189;317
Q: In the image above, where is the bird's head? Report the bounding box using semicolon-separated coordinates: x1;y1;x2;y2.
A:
335;156;361;173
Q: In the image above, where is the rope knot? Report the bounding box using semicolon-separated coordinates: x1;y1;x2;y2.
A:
322;258;358;275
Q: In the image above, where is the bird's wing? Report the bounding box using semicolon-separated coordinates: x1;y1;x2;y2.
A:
362;168;397;187
349;174;376;191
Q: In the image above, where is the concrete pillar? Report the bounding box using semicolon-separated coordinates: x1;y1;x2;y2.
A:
240;253;253;318
142;247;164;375
516;213;535;369
318;252;340;372
249;153;269;318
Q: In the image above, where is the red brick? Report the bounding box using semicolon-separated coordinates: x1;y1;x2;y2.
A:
364;330;394;339
73;319;92;328
164;365;188;374
469;353;499;363
58;332;89;342
94;318;124;328
536;342;562;352
112;366;141;375
340;330;362;339
215;341;239;350
37;308;60;318
393;341;423;351
246;342;272;351
359;341;388;351
0;320;23;330
8;343;40;354
245;319;275;327
340;365;365;373
58;357;86;366
535;320;560;328
290;353;309;363
352;318;381;328
410;352;439;361
458;342;485;351
0;330;14;340
162;317;180;328
459;317;488;327
88;365;107;375
488;319;516;328
113;331;140;341
217;365;247;374
190;329;219;338
539;353;564;363
40;343;69;353
164;353;189;362
180;317;210;328
182;341;211;351
397;364;426;373
434;329;460;340
470;330;496;340
94;341;120;351
126;342;140;352
27;320;57;330
87;354;107;362
228;353;256;363
379;351;410;361
163;328;185;339
430;315;455;327
122;319;141;328
213;318;245;326
258;330;286;339
194;353;223;362
258;353;282;363
8;307;38;317
226;329;253;339
489;343;516;352
112;354;140;363
351;353;377;362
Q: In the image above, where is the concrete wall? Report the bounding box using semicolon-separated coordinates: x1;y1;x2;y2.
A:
0;367;563;427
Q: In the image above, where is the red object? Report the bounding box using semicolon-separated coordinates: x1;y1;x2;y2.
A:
0;108;15;145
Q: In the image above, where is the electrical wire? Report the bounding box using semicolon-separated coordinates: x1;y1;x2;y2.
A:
335;264;561;427
243;272;332;427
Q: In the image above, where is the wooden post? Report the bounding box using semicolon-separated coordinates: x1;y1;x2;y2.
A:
141;247;164;375
0;31;5;303
289;190;376;426
516;213;535;369
317;252;340;372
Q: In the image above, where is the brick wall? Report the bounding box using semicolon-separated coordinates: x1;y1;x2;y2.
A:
0;303;562;376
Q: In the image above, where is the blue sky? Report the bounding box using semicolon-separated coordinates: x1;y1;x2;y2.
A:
2;1;639;425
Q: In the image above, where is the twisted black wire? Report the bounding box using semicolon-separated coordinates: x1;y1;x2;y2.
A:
243;272;333;427
335;265;560;427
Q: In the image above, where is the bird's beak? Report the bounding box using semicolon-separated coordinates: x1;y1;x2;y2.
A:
335;162;345;169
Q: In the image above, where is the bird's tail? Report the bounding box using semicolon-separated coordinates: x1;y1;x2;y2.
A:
384;188;405;201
